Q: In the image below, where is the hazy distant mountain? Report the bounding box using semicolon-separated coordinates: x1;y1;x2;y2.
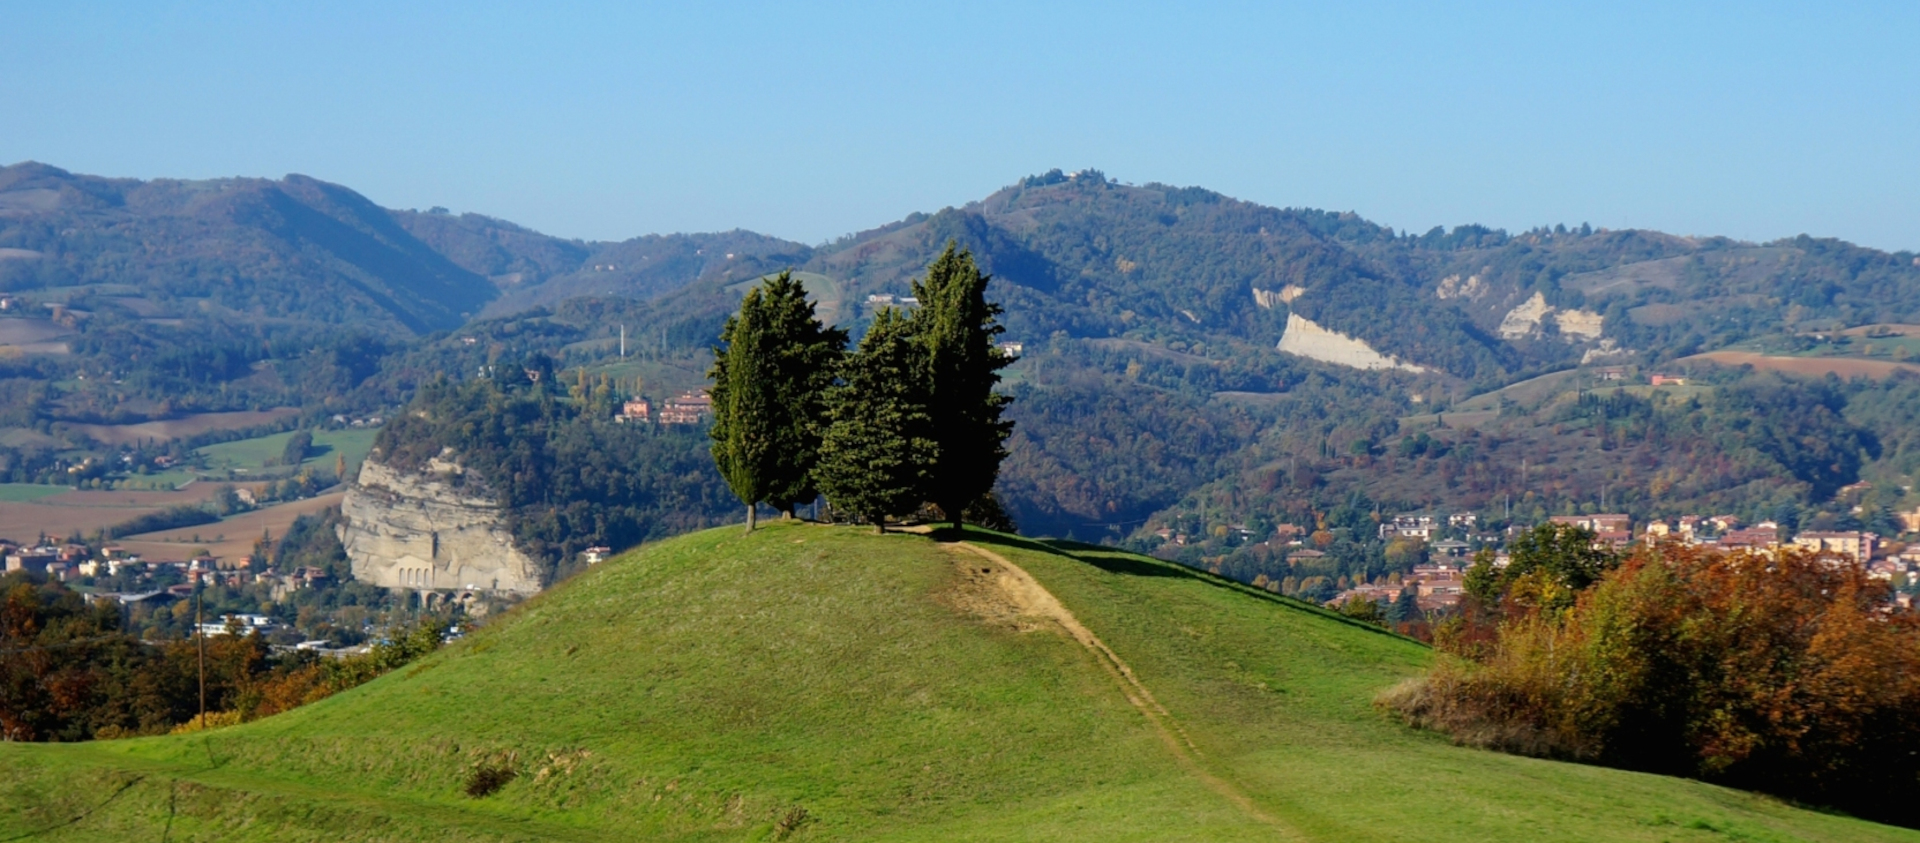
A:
0;162;497;334
391;209;811;316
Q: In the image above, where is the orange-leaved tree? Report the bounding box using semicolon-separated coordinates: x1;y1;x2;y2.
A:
1388;541;1920;827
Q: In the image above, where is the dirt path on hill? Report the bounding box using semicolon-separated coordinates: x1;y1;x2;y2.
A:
949;541;1295;836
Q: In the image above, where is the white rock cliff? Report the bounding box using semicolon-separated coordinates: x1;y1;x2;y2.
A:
337;458;543;595
1275;312;1428;373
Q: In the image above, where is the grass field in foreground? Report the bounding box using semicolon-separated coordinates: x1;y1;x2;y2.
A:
1;523;1912;842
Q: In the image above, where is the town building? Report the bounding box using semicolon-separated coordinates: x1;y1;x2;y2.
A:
658;391;713;424
1791;531;1875;564
616;397;652;423
1718;526;1781;551
1379;514;1438;541
1550;514;1631;534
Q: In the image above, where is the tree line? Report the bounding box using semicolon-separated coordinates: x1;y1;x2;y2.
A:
709;243;1014;533
1382;525;1920;828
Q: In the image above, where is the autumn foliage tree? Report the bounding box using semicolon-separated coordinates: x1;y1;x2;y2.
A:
1388;542;1920;826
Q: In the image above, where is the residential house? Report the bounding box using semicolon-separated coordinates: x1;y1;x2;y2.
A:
658;391;713;425
1650;373;1688;386
1380;514;1438;541
616;397;652;423
1718;526;1781;551
1550;514;1631;534
1900;506;1920;534
1324;582;1400;608
5;550;55;575
1791;531;1875;564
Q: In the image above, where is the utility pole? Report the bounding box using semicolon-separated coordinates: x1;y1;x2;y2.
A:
620;324;626;358
195;583;206;729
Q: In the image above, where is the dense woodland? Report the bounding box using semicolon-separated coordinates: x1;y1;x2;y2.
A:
372;368;736;580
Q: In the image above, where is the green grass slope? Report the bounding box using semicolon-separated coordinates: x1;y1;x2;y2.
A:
1;523;1911;842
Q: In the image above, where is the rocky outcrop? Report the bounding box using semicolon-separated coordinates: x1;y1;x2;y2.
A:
1251;284;1306;309
1276;313;1428;373
337;457;543;595
1497;291;1606;342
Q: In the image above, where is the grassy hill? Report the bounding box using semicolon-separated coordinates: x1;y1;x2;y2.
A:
2;522;1909;842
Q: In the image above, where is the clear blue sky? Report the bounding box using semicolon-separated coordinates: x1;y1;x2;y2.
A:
5;2;1916;251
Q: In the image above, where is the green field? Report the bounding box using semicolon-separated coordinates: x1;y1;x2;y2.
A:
0;483;69;502
1;524;1909;841
196;428;378;475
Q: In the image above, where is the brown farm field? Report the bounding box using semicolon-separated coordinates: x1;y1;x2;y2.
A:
117;490;344;562
1684;350;1920;379
65;407;300;444
0;487;222;544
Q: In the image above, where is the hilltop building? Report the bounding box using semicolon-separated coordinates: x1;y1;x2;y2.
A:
658;391;712;425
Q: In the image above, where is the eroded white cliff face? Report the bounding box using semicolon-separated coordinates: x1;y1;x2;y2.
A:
337;458;543;595
1276;313;1428;373
1252;284;1307;308
1497;291;1606;342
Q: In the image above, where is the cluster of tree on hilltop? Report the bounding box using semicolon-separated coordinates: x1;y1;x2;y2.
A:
709;244;1014;533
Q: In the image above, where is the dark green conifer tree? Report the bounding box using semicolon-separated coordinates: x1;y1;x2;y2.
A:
709;286;780;531
909;242;1014;528
816;308;934;533
710;272;849;530
758;272;849;515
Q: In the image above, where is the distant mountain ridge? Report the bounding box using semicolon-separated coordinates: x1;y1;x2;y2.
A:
9;161;1920;543
0;162;811;336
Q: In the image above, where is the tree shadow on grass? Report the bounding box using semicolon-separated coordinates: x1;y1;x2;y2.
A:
940;526;1420;642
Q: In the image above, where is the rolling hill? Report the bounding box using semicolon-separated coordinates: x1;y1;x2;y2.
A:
2;523;1909;841
9;160;1920;566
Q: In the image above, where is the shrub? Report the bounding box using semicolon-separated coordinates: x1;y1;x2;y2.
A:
1386;543;1920;826
465;763;517;798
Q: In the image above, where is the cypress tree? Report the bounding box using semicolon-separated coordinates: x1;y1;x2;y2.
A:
909;242;1014;528
708;286;780;531
816;308;934;533
758;272;849;516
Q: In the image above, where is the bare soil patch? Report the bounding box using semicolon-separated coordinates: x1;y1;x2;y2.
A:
1685;351;1920;379
946;541;1292;835
119;491;344;562
0;319;73;345
0;501;166;544
0;487;222;544
67;408;300;445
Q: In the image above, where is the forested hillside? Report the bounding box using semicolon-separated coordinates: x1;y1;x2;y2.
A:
7;161;1920;576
